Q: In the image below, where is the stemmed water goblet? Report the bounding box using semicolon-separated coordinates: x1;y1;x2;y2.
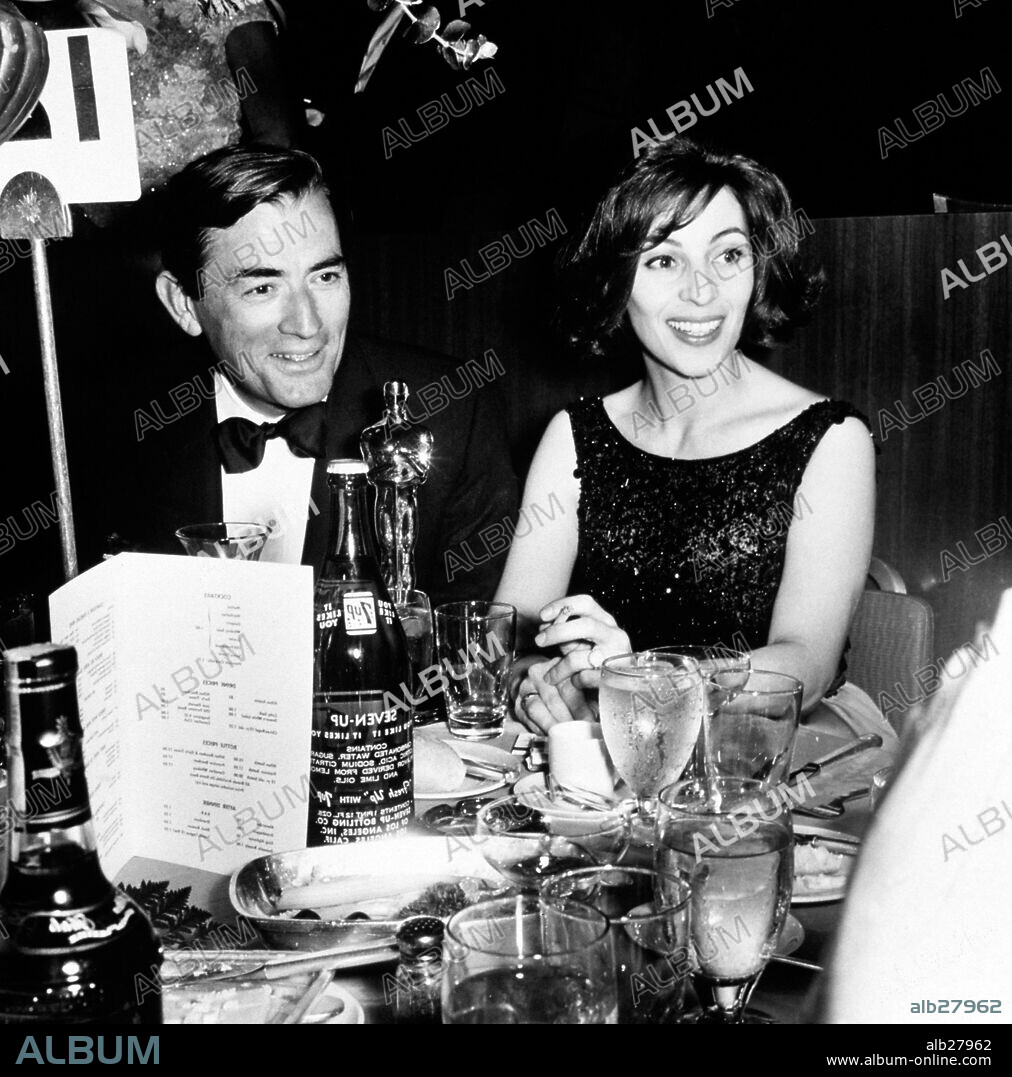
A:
655;777;794;1023
598;651;704;833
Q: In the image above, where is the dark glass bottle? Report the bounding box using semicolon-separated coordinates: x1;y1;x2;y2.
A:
0;644;162;1024
308;459;414;846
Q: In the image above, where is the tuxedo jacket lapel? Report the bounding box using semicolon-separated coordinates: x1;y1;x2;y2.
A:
143;395;222;552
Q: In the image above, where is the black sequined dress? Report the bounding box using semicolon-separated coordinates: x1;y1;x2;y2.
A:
568;396;873;688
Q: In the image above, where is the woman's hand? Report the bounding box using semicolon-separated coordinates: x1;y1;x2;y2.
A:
534;595;632;692
513;658;598;733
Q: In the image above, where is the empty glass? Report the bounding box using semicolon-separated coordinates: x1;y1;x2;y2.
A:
701;669;802;787
653;644;751;779
434;601;516;739
175;523;269;561
443;893;617;1024
540;865;692;1024
392;587;438;725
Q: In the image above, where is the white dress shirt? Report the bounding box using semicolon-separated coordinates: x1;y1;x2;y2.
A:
215;373;318;564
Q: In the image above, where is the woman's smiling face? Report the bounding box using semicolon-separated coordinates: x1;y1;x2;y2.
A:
626;186;754;376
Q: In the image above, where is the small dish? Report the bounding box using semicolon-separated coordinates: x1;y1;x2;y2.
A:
414;736;519;801
303;983;365;1025
791;824;859;904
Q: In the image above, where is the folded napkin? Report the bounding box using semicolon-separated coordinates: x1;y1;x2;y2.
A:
821;590;1012;1023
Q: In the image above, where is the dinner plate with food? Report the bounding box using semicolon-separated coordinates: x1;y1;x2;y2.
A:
413;729;521;801
229;834;508;962
791;825;860;904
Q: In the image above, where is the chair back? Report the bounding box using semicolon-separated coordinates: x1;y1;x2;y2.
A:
847;590;935;734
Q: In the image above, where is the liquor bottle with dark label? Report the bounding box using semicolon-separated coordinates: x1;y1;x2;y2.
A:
309;459;414;845
0;644;162;1024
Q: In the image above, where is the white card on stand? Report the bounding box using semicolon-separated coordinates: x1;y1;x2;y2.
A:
0;29;140;206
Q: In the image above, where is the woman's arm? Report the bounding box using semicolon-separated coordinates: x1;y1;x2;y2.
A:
225;20;305;147
751;416;876;713
494;410;581;646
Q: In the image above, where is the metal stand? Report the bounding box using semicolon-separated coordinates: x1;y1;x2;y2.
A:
0;170;76;579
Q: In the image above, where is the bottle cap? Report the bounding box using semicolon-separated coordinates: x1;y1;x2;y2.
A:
326;458;369;476
3;643;77;685
396;916;445;961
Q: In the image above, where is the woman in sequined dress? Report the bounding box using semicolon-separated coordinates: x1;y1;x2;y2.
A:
496;138;896;746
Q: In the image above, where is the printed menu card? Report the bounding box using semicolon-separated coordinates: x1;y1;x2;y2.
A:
49;553;313;876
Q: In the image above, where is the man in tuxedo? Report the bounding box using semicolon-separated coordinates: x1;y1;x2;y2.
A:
92;144;516;606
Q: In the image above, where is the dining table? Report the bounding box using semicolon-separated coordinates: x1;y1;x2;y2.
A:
115;718;893;1025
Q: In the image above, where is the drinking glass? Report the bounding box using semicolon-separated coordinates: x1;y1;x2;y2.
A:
434;601;516;740
540;865;691;1024
598;651;704;826
653;645;751;778
475;793;630;892
656;777;794;1023
392;587;438;725
443;893;617;1024
175;522;269;561
701;670;802;787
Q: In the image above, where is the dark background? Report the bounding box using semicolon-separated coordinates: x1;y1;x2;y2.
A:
1;0;1010;659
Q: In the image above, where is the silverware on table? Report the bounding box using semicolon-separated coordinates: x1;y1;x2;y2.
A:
788;733;883;783
463;759;518;782
768;953;824;973
796;832;861;853
280;969;334;1024
192;940;398;983
793;787;871;819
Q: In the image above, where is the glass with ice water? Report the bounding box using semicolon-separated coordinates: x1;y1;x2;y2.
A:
656;777;794;1023
599;651;704;827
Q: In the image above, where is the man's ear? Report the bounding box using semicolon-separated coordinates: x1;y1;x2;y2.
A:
155;271;203;337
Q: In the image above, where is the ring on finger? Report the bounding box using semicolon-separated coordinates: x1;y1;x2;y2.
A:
520;692;539;710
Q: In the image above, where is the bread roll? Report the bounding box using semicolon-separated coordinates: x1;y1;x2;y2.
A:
414;736;467;794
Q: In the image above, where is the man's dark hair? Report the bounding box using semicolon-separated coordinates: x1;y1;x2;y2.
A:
557;138;824;358
160;144;330;298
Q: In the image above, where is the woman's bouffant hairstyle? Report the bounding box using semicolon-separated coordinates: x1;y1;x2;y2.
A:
557;138;824;358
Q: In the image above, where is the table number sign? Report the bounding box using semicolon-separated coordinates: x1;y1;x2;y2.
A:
0;28;139;204
48;553;313;877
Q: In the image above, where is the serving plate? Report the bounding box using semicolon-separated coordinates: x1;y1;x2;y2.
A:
229;834;505;959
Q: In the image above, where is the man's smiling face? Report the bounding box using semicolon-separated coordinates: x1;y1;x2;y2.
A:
190;188;350;411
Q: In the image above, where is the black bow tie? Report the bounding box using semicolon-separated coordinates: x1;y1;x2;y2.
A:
215;403;328;474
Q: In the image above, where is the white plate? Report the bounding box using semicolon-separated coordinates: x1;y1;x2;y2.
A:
304;983;365;1025
414;736;519;801
790;824;859;905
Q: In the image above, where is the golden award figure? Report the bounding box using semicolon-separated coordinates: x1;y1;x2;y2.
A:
360;381;434;596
